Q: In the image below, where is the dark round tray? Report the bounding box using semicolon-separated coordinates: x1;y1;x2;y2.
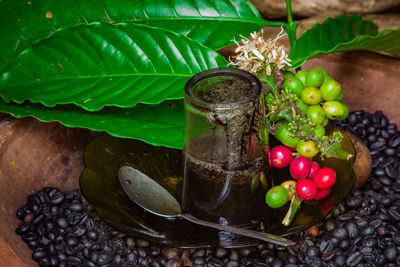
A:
80;126;355;248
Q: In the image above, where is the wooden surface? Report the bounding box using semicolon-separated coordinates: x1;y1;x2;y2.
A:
0;117;92;266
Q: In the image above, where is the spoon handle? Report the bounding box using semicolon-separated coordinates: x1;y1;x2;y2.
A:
181;213;296;247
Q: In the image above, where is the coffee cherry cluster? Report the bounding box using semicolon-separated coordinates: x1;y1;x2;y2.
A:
266;67;350;160
284;68;349;123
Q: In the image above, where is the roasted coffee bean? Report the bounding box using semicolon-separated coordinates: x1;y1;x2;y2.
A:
68;200;82;212
353;124;366;138
306;246;319;257
385;148;397;156
332;227;348;240
382;196;395;207
73;224;86;236
149;246;160;257
193;257;205;265
385;246;398;262
32;249;47;260
16;208;26;220
371;180;382;191
347;114;358;125
339;239;350;250
97;253;112;265
337;213;353;221
370;219;383;228
382;130;391;139
56;217;68;229
50;193;65;205
363;250;375;262
225;261;240;267
335;254;345;265
345;222;360;239
49;255;58;266
84;259;97;267
388;135;400;147
239;248;252;257
214;248;227;259
346;251;363;266
367;125;376;134
66;236;78;247
64;245;75;255
16;223;30;235
89;250;99;263
138;248;146;258
319;240;334;254
362;225;375;236
388;205;400;221
47;242;54;254
380;176;392;186
374;168;386;176
363;236;377;247
66;256;82;266
324;219;336;231
371;140;386;150
393;234;400;245
346;197;362;208
377;226;386;236
87;230;98;241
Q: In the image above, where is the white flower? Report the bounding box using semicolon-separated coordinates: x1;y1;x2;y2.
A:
229;28;291;76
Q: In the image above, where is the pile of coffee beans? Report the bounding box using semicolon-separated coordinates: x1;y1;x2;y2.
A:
16;110;400;266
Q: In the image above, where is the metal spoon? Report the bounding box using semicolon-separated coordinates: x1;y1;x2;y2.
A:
118;166;296;247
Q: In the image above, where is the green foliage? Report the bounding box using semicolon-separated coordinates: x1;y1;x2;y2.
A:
0;0;268;72
0;0;272;148
1;0;400;149
289;14;400;69
0;99;185;149
0;22;227;111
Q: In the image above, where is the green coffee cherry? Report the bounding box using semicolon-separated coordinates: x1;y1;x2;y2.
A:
284;71;295;79
338;103;349;120
323;101;344;120
313;67;328;77
305;68;324;88
283;77;304;97
275;121;300;148
323;75;333;83
297;140;319;158
296;98;309;114
320;80;342;101
306;105;325;125
301;87;322;105
314;124;325;139
295;70;308;86
335;91;344;102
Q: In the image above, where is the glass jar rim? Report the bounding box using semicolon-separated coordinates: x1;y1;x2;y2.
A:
184;68;262;110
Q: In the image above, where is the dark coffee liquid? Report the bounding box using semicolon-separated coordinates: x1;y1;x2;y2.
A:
182;152;269;226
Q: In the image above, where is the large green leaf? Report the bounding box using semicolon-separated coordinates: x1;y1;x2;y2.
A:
0;100;185;149
0;0;268;72
0;22;227;111
289;14;400;69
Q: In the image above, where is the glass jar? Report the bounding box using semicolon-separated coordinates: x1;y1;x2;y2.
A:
182;68;271;226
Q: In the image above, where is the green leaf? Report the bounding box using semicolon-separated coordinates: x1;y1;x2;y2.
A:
0;100;185;149
0;22;227;111
0;0;268;72
289;14;400;69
